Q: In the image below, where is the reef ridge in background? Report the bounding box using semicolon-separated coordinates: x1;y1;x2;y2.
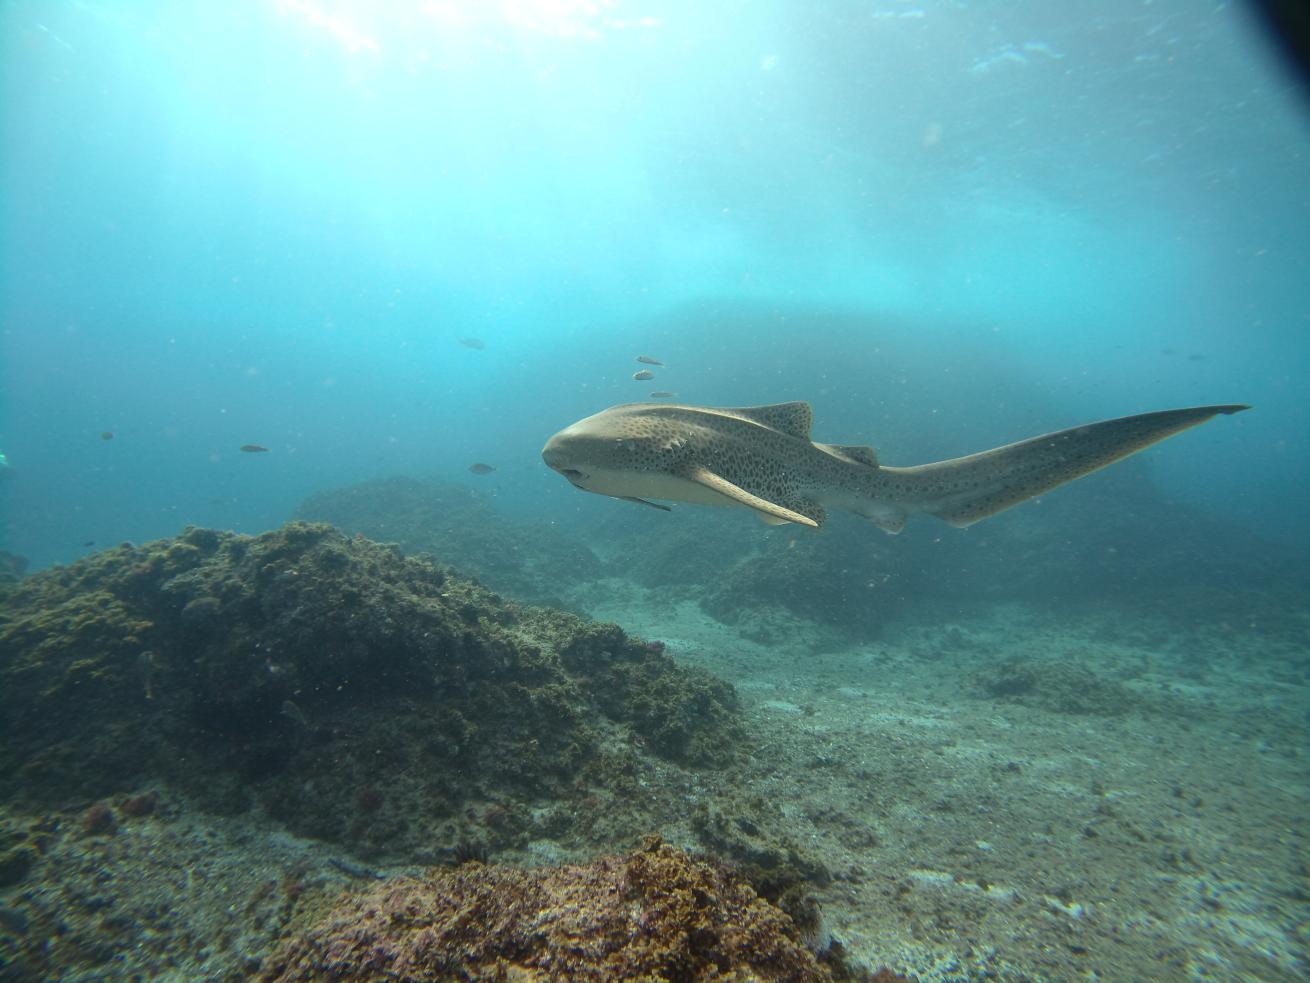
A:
0;522;743;858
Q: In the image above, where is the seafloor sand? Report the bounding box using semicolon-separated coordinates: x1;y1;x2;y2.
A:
578;583;1309;982
3;579;1305;981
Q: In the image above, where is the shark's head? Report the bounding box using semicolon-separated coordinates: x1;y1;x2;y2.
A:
542;403;700;504
544;401;825;521
541;409;628;494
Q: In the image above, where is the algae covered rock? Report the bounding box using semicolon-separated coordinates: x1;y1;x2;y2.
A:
0;551;26;589
260;836;843;982
971;658;1137;715
0;523;743;855
700;517;911;643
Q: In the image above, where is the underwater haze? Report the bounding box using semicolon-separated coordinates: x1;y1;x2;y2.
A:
4;4;1310;981
2;0;1308;564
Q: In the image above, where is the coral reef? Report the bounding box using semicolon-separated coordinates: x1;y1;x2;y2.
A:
0;551;26;589
0;523;743;856
970;658;1138;716
691;795;832;889
700;523;908;645
294;476;603;603
287;469;1308;647
260;836;860;982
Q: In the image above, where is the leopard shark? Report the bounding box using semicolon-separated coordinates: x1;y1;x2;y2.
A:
541;401;1248;533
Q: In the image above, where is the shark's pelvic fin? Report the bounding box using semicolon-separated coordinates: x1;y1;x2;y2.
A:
892;404;1251;528
861;508;908;535
620;496;673;512
681;464;821;527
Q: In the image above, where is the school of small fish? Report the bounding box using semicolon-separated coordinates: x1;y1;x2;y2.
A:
632;355;675;398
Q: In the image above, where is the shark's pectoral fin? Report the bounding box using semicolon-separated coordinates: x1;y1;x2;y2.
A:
756;506;830;526
620;496;673;512
681;465;821;528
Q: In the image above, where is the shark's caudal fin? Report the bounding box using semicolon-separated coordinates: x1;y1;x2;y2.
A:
885;404;1250;528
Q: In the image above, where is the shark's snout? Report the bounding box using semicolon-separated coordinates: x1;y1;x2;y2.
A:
541;432;568;470
542;431;588;484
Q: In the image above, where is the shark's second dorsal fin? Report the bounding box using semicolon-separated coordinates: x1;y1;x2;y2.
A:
722;401;813;438
816;443;879;468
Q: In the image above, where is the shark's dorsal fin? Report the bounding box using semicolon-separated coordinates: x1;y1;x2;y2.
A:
681;464;820;527
816;443;879;468
721;402;813;438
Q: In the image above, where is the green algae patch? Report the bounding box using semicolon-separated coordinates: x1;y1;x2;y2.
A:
0;523;745;856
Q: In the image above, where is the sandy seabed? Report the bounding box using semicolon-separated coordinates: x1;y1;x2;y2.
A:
579;583;1309;982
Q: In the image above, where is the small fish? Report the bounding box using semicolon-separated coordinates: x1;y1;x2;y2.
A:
636;355;665;366
650;391;677;398
101;431;114;441
240;444;270;453
458;337;486;350
633;370;655;381
82;540;96;548
468;463;496;475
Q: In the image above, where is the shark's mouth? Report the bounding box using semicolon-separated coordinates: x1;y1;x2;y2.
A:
557;468;587;485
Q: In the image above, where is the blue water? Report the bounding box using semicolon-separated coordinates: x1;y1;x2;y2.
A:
2;0;1308;569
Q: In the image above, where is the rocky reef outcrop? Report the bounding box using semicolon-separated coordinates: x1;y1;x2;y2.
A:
0;523;743;858
295;476;603;603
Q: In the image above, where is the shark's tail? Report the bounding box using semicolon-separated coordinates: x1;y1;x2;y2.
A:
879;404;1249;529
